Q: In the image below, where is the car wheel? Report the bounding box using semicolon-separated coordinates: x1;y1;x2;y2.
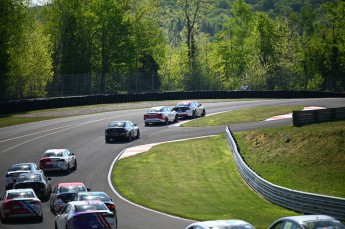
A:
1;215;9;224
192;111;196;119
74;160;77;170
55;222;58;229
201;109;206;116
165;118;169;125
50;201;55;212
105;137;110;143
37;215;43;222
174;115;178;123
145;122;149;126
66;164;71;174
136;130;140;139
127;133;132;142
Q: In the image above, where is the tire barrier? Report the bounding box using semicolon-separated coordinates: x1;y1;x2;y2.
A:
225;127;345;221
0;90;344;115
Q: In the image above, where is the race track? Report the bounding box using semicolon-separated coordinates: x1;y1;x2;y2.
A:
0;98;344;229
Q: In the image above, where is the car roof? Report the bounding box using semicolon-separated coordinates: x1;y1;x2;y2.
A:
188;219;254;228
45;149;66;152
6;188;35;193
18;171;42;176
78;191;106;195
277;215;336;222
58;182;85;187
11;162;36;166
68;200;104;206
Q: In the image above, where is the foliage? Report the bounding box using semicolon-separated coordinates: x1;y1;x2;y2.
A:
1;0;345;100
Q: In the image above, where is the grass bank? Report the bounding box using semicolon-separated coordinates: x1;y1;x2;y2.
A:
182;106;304;127
112;121;345;229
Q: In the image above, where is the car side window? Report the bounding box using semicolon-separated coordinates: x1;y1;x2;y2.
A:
271;222;284;229
282;221;301;229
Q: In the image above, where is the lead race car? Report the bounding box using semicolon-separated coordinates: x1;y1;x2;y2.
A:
172;101;206;119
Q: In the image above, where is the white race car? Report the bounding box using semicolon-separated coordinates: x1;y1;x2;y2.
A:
172;101;206;119
39;149;77;173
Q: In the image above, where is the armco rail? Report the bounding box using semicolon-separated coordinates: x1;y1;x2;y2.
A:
225;127;345;220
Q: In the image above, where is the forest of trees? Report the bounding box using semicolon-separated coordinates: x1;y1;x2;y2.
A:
0;0;344;101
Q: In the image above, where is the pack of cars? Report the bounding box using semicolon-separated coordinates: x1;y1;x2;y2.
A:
2;148;118;227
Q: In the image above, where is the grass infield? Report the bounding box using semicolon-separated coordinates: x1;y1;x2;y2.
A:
113;106;344;229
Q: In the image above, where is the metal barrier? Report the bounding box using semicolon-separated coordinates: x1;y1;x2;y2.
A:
225;127;345;220
293;107;345;127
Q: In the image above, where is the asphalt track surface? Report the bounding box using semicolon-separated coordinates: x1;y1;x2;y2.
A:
0;98;344;229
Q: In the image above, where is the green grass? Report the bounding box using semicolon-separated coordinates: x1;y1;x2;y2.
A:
182;106;304;127
0;115;60;128
113;135;298;229
235;121;345;198
113;121;345;229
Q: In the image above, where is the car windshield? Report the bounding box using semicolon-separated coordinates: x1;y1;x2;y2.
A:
9;164;31;171
17;174;41;182
44;151;63;157
109;122;125;127
304;220;345;229
75;203;108;212
60;185;87;193
7;191;35;199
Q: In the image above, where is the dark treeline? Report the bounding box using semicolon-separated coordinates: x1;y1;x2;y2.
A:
0;0;344;101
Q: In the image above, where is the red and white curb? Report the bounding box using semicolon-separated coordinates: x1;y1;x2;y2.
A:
265;106;326;121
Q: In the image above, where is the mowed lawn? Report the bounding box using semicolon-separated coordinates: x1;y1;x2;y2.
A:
113;120;345;229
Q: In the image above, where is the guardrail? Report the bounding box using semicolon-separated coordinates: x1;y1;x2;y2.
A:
1;90;344;115
225;126;345;220
293;107;345;127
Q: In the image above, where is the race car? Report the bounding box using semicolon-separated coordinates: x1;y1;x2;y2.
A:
0;188;43;223
13;172;52;201
39;149;77;173
105;120;140;143
5;162;42;190
49;182;89;213
55;200;117;229
76;191;117;225
172;101;206;119
144;106;178;126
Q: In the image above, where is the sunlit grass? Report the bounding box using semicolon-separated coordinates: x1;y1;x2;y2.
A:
182;106;304;127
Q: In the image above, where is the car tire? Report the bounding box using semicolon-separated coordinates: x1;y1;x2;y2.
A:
66;164;71;174
165;118;169;125
105;137;110;143
127;133;132;142
145;122;149;126
136;130;140;139
174;115;178;123
55;222;58;229
201;109;206;116
74;160;77;170
1;215;9;224
37;215;43;222
192;111;196;119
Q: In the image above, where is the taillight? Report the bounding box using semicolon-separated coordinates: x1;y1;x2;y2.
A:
157;114;163;119
106;203;116;211
29;200;41;205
